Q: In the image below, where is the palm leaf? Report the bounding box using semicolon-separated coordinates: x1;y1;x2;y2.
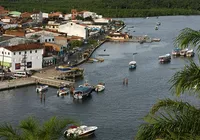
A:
0;123;21;140
174;28;200;51
19;116;39;140
170;59;200;96
136;99;200;140
38;117;77;140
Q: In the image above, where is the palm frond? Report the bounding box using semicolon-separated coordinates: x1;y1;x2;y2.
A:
174;28;200;51
0;123;21;140
38;117;77;140
136;99;200;140
170;59;200;96
19;116;39;139
149;99;197;115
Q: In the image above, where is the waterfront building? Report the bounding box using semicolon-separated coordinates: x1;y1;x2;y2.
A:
25;29;61;43
58;22;89;39
0;43;44;72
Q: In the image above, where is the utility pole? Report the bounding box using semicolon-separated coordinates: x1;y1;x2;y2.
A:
21;53;27;72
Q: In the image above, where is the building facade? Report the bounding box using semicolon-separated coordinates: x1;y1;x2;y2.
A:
0;43;44;72
58;22;88;39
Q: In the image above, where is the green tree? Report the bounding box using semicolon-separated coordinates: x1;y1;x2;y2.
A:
136;28;200;140
0;116;77;140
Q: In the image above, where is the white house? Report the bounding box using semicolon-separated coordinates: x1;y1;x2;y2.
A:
45;21;60;31
25;30;61;43
93;18;111;25
64;14;72;20
0;43;44;72
82;11;97;19
30;12;43;23
58;22;88;39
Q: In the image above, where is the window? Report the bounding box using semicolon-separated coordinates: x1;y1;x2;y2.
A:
30;50;32;53
25;51;27;54
8;52;10;55
14;52;16;55
27;62;32;68
45;39;47;42
19;52;21;55
35;50;37;53
2;52;3;54
49;39;51;42
15;63;20;70
52;38;54;41
5;52;6;54
37;40;40;43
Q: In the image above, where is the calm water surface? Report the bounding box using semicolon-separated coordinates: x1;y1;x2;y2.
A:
1;16;200;140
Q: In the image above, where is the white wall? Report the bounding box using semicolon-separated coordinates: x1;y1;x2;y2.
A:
58;22;88;39
0;48;12;65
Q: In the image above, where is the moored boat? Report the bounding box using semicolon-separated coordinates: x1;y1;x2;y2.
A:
172;48;181;56
158;54;171;63
156;22;161;26
55;65;72;71
186;49;195;57
64;125;98;138
73;86;93;99
57;87;69;96
36;85;48;92
129;61;137;69
180;48;189;56
155;26;159;30
95;83;105;92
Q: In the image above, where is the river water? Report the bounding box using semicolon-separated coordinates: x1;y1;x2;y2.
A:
0;16;200;140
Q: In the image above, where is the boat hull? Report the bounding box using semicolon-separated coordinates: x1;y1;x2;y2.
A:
129;64;136;69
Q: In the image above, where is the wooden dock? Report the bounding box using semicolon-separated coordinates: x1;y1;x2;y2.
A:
32;76;74;88
0;78;36;91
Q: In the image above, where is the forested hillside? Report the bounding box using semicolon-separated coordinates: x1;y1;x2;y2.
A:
0;0;200;17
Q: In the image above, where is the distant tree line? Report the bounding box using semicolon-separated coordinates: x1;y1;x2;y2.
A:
0;0;200;17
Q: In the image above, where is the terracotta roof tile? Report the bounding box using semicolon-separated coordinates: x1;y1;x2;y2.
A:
4;43;44;52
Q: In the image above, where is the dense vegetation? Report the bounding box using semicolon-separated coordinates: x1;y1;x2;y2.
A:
1;0;200;17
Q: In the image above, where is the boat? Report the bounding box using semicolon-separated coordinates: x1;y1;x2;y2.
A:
172;48;181;56
79;80;95;90
57;87;69;96
95;83;105;92
129;61;137;69
55;65;72;71
186;49;195;57
156;22;161;26
36;85;48;92
155;26;159;30
73;86;94;99
180;48;189;56
158;54;171;63
152;38;161;42
64;125;98;138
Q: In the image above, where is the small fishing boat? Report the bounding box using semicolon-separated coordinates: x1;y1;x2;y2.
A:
36;85;48;92
180;48;189;56
129;61;137;69
55;65;72;71
155;26;159;30
156;22;161;26
172;48;181;56
73;86;93;99
79;80;95;90
64;125;98;138
95;83;105;92
158;54;171;63
186;49;195;57
57;87;69;96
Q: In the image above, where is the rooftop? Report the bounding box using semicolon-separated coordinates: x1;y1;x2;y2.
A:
4;43;44;52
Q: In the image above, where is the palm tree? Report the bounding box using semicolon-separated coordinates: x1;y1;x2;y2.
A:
136;27;200;140
0;116;77;140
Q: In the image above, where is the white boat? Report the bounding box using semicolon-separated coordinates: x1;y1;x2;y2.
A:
36;85;48;92
186;49;195;57
172;48;181;56
180;48;189;56
129;61;137;69
155;26;159;30
95;83;105;92
156;22;161;26
57;87;69;96
64;125;98;138
159;54;171;63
